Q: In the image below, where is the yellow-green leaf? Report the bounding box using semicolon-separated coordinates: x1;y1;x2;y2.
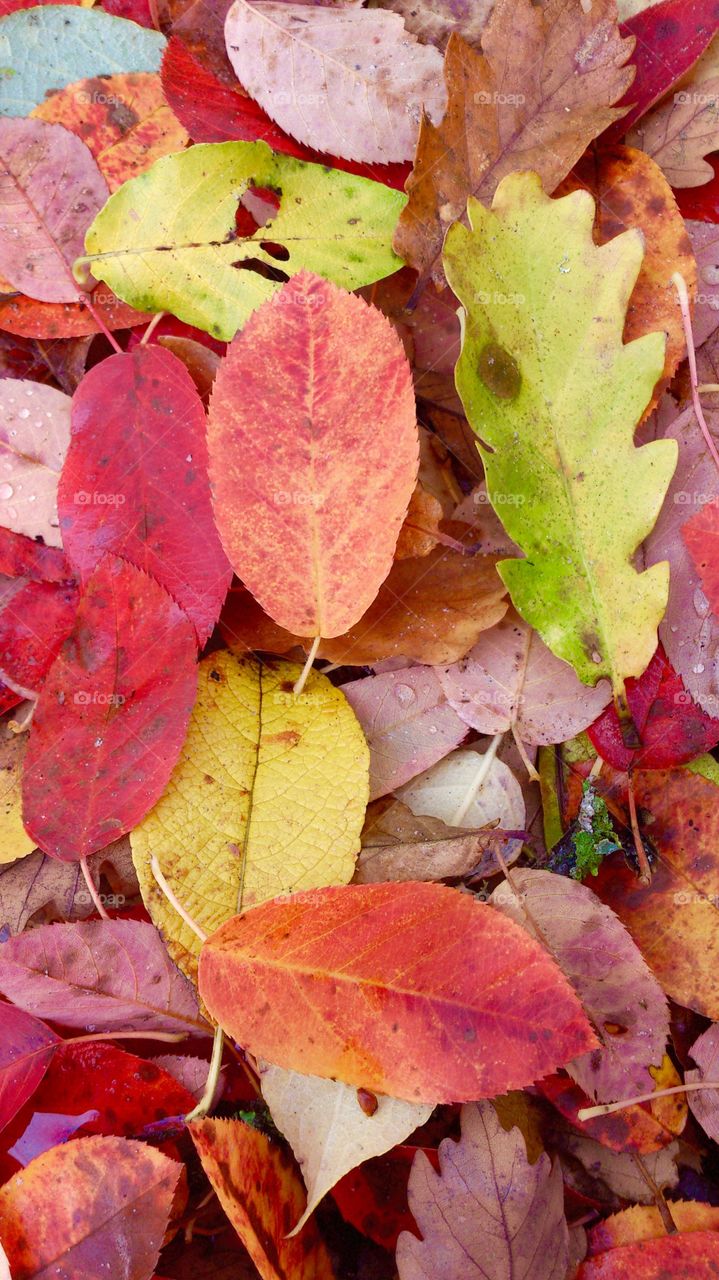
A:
79;140;405;340
443;172;677;708
131;651;369;977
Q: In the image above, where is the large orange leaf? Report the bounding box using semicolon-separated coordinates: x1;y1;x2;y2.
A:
189;1118;335;1280
0;1134;180;1279
207;271;418;638
198;882;596;1103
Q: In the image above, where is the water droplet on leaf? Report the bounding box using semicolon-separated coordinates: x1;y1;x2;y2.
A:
395;683;415;705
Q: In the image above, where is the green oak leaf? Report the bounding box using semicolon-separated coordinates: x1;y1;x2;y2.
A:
0;7;164;116
443;171;677;710
79;141;406;340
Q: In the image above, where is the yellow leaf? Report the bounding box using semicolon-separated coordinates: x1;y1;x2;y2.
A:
0;731;34;866
131;651;369;977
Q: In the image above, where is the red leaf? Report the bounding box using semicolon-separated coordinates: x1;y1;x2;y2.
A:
207;272;418;637
160;37;410;190
587;648;719;769
332;1146;436;1250
0;579;78;696
577;1230;719;1278
683;495;719;615
0;528;71;584
538;1075;676;1155
16;1041;196;1145
605;0;719;142
198;882;596;1104
0;287;149;339
58;346;231;644
21;554;197;860
101;0;154;27
0;1005;59;1135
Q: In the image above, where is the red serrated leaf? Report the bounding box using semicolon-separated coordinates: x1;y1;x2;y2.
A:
207;272;418;637
0;528;71;583
587;647;719;769
198;882;596;1104
21;554;197;860
58;346;231;644
0;1005;59;1135
0;579;78;696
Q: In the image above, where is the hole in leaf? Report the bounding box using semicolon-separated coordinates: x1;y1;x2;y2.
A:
231;258;290;285
259;241;290;262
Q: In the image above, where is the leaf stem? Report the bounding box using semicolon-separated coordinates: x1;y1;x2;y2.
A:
510;722;540;782
632;1152;678;1234
140;312;166;346
451;733;503;826
69;1030;188;1046
185;1024;225;1123
150;856;208;942
672;271;719;478
578;1079;719;1121
588;754;604;780
293;635;321;696
79;294;123;356
80;856;110;919
626;772;652;886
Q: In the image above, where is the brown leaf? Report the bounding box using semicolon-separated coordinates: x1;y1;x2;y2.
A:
395;484;444;559
593;767;719;1020
628;75;719;187
0;838;137;936
394;0;634;282
355;795;521;883
318;546;507;665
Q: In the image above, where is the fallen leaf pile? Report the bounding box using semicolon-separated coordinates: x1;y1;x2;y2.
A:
2;0;719;1277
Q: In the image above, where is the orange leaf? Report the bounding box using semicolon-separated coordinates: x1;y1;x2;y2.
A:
588;1202;719;1256
198;882;596;1103
189;1117;335;1280
0;1134;180;1279
32;73;189;193
577;1230;719;1278
207;271;418;638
